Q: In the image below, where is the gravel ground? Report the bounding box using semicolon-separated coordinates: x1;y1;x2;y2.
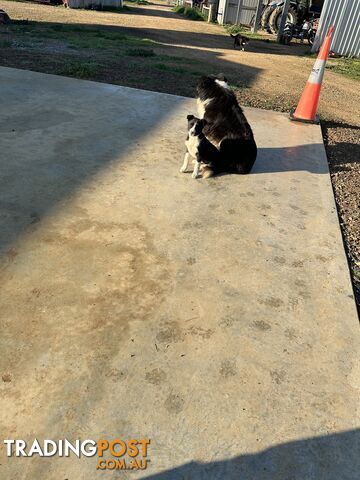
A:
0;0;359;312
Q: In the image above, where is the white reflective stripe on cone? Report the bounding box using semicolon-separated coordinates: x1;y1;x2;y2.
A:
308;59;326;85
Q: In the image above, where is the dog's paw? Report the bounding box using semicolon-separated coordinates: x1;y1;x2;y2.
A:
180;166;187;173
192;172;199;179
202;167;214;179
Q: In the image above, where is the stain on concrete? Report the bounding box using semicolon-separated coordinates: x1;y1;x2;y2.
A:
164;393;184;414
290;205;307;216
284;327;297;340
292;260;304;268
6;248;18;261
186;257;196;265
316;254;330;263
156;321;183;344
30;212;40;224
145;368;166;385
273;256;286;265
0;109;75;133
228;209;236;215
182;221;201;230
289;296;299;309
187;326;214;339
2;373;12;383
252;320;271;331
258;297;284;308
31;288;41;298
105;368;127;383
270;369;286;384
220;359;237;378
219;315;238;328
223;285;240;298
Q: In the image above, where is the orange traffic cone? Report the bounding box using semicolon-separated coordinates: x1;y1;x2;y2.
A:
290;25;334;124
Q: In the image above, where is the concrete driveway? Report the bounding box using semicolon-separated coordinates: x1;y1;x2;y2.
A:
0;67;359;479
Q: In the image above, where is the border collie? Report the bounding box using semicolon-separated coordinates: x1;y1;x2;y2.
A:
180;115;221;179
231;33;249;51
196;74;257;176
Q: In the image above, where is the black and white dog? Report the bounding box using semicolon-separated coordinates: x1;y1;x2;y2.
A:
180;115;221;178
230;33;249;51
196;74;257;177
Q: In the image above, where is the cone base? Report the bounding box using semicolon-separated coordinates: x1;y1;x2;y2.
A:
289;109;320;125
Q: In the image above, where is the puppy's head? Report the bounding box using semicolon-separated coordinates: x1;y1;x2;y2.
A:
187;115;207;136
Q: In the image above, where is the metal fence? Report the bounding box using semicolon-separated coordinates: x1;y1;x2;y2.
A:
217;0;259;26
312;0;360;57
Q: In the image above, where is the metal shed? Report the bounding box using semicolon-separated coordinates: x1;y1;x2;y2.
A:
312;0;360;57
217;0;259;26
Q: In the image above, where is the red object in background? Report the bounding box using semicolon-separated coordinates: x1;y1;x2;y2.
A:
290;25;334;124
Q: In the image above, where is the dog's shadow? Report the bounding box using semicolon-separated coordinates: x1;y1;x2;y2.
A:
180;143;330;177
252;144;329;175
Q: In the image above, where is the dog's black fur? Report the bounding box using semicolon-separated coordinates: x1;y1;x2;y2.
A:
231;33;249;50
196;74;257;175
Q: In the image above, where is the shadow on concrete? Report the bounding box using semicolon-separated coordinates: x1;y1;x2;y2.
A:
253;144;329;175
142;429;360;480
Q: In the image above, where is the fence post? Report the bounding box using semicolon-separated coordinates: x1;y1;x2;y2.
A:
235;0;244;25
277;0;291;42
252;0;263;33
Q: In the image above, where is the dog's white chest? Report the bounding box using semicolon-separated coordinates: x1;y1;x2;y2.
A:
185;135;200;158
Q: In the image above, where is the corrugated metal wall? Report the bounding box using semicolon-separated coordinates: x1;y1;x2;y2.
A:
312;0;360;57
68;0;122;8
217;0;259;26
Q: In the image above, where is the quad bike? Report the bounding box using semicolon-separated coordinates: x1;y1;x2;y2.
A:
282;18;317;45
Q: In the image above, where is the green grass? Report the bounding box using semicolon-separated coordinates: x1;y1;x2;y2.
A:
173;5;205;21
0;39;12;48
153;62;204;76
154;63;188;74
223;23;267;41
326;58;360;81
6;21;158;50
57;60;101;78
125;48;156;57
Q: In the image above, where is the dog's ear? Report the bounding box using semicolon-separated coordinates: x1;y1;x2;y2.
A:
217;73;228;83
187;114;194;121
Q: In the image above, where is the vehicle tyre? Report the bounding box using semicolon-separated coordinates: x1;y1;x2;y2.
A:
260;6;274;31
269;5;298;34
